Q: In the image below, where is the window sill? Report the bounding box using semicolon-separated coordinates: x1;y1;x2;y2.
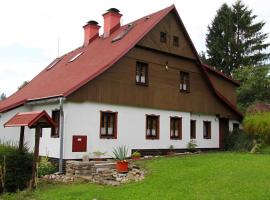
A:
51;136;59;138
136;82;148;86
146;137;159;140
170;137;182;140
100;136;117;139
203;137;211;140
180;89;190;93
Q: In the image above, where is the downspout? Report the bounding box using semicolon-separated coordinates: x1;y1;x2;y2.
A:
59;97;65;173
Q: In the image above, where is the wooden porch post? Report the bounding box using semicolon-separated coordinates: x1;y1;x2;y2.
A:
30;126;41;190
19;126;25;151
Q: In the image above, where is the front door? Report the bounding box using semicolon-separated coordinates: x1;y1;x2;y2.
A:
219;118;229;149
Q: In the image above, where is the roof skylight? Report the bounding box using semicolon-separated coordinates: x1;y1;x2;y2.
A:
68;52;84;63
46;57;62;70
112;23;134;43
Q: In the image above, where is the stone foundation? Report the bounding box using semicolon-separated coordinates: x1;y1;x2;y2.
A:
42;160;145;185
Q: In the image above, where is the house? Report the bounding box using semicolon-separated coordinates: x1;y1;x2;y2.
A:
0;5;242;167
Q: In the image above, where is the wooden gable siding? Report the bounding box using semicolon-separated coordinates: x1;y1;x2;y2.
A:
137;11;196;60
67;47;239;120
207;70;237;105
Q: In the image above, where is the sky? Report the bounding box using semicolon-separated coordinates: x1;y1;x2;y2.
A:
0;0;269;96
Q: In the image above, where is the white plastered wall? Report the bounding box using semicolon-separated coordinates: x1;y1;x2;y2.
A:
63;102;220;159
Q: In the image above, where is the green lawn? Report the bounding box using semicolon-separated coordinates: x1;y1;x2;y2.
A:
3;152;270;200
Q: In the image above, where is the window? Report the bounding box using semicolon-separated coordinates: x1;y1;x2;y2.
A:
68;52;83;63
203;121;211;139
190;120;196;139
51;110;60;138
160;32;167;43
39;128;43;138
100;111;117;139
146;115;159;139
233;123;239;131
173;36;179;47
170;117;182;139
180;71;190;92
46;57;62;70
136;61;148;85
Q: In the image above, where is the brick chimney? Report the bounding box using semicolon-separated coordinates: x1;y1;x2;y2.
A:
103;8;122;37
83;20;100;46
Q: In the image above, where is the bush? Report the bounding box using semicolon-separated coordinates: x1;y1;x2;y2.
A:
4;149;33;192
243;112;270;142
132;151;141;157
0;142;33;193
224;129;254;152
187;139;197;151
38;156;57;177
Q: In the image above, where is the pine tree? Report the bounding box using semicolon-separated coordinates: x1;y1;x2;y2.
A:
206;3;233;74
205;0;269;75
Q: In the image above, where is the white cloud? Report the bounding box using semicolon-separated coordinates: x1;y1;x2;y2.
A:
0;0;269;96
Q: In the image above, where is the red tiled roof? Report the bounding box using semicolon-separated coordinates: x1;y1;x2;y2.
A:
0;5;174;113
247;103;270;113
0;5;242;118
4;111;56;128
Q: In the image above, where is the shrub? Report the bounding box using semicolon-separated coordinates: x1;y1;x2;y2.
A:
4;149;33;192
187;140;197;151
0;142;33;193
243;112;270;142
38;156;57;177
132;151;141;157
224;129;254;152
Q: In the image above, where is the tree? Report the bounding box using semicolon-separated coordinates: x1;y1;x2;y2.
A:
233;65;270;112
205;0;269;75
0;93;6;101
18;81;29;90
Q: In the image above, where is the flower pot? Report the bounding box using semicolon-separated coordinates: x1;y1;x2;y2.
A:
116;161;128;172
132;156;140;161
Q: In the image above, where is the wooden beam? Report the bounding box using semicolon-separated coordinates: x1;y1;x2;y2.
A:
19;126;25;151
30;126;41;190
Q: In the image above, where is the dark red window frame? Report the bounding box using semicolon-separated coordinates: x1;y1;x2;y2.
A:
146;115;160;140
203;121;211;139
136;61;148;86
100;111;117;139
173;36;179;47
51;110;60;138
180;71;190;92
190;120;196;139
160;32;167;43
170;117;182;140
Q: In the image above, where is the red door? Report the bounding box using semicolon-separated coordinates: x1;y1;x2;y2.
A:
219;118;229;149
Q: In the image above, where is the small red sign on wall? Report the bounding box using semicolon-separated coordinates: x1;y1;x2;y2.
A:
72;135;87;152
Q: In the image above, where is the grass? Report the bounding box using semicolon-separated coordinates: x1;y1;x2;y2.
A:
2;152;270;200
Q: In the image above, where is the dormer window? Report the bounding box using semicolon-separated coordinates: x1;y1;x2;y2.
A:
180;71;190;92
69;52;84;63
160;32;167;43
173;36;179;47
136;61;148;85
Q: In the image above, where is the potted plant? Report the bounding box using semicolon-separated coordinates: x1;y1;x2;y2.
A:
112;145;129;173
167;145;175;156
132;151;141;160
92;151;106;161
